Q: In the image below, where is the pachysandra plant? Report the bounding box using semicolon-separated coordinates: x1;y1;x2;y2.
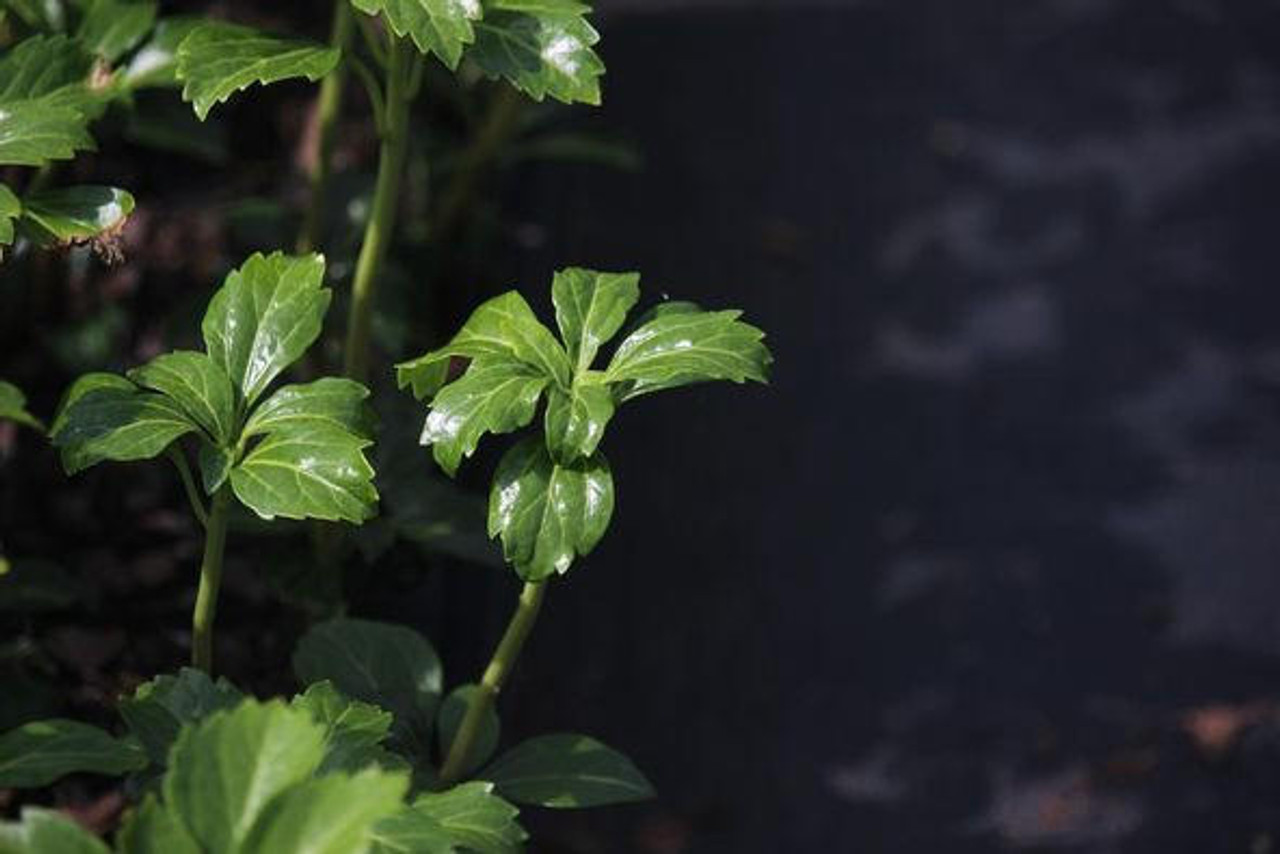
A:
49;251;379;672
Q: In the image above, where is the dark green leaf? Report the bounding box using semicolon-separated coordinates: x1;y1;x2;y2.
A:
543;374;613;463
605;308;772;402
0;37;107;166
244;377;376;441
485;733;654;808
487;436;613;580
0;379;44;431
0;184;21;246
50;376;198;475
123;17;202;89
550;267;638;371
176;22;341;120
0;718;146;787
116;796;199;854
402;782;525;853
350;0;481;69
420;359;548;477
127;350;235;445
201;251;330;407
229;423;377;523
198;442;232;494
291;681;407;775
117;668;243;765
1;1;67;32
471;0;604;106
0;808;110;854
19;186;135;247
76;0;158;62
369;808;453;854
435;685;499;779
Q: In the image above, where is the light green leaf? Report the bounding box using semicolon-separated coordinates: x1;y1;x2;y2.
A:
198;443;232;493
175;22;341;120
230;423;377;523
551;267;639;371
163;700;326;853
76;0;158;62
50;377;198;475
116;796;199;854
244;377;375;441
117;668;244;765
0;718;146;787
291;681;407;775
543;374;613;463
349;0;481;69
403;782;525;853
0;184;20;246
485;733;654;808
201;251;330;407
293;618;442;755
0;99;94;166
20;186;135;247
0;808;110;854
369;809;453;854
605;308;771;402
241;768;409;854
420;358;548;477
123;17;202;89
396;291;570;400
471;0;604;106
0;35;101;166
436;685;499;780
0;379;44;431
487;436;613;580
127;351;235;445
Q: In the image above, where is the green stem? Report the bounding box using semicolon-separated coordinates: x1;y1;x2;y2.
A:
343;38;420;382
438;581;546;786
166;446;208;528
297;0;353;255
191;488;231;673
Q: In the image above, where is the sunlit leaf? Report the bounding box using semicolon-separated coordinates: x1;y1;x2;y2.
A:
471;0;604;106
230;422;377;523
350;0;481;69
244;378;376;441
124;17;202;89
241;768;409;853
485;733;654;807
0;718;146;787
116;796;199;854
76;0;158;62
543;374;612;463
550;267;638;371
0;808;110;854
373;782;524;854
127;350;235;445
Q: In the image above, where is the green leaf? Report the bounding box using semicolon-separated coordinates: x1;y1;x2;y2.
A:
435;685;499;779
163;700;326;853
123;17;202;89
0;35;103;166
487;436;613;580
485;733;654;808
230;423;377;523
0;380;44;431
116;796;199;854
19;186;135;247
471;0;604;106
244;377;376;441
0;808;110;854
127;351;235;445
117;668;243;765
605;308;772;402
0;718;146;787
176;22;341;120
396;291;570;401
551;267;639;371
291;681;407;775
0;100;94;166
369;809;453;854
50;376;198;475
76;0;158;62
293;618;442;755
0;1;67;32
0;184;21;246
543;374;613;463
349;0;481;69
241;768;409;854
420;359;548;477
201;251;330;407
404;782;525;853
198;443;232;494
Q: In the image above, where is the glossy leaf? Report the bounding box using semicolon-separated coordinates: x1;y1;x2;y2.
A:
291;681;407;775
0;184;20;246
0;379;44;431
176;22;341;120
436;685;499;779
19;186;135;247
118;668;244;765
350;0;481;69
487;436;613;580
543;374;613;463
117;796;200;854
471;0;604;106
76;0;158;62
243;377;376;441
293;618;442;753
241;768;409;854
605;308;771;401
396;291;570;400
551;267;639;370
0;100;94;166
0;718;146;787
0;36;100;165
374;783;524;854
420;358;548;477
163;700;326;853
230;423;377;523
201;251;330;407
485;733;654;808
50;377;198;475
127;350;236;445
0;808;110;854
124;17;202;89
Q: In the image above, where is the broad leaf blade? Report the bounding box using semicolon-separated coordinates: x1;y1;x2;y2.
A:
50;377;198;475
19;186;134;248
0;36;107;165
0;99;94;166
543;375;613;463
118;668;243;765
0;808;111;854
551;267;639;370
0;718;146;787
398;782;525;853
436;685;499;779
244;377;376;441
124;17;202;89
0;379;44;431
241;768;409;854
420;358;548;477
350;0;481;69
76;0;158;62
230;423;377;523
116;796;200;854
487;436;613;580
127;350;235;444
201;251;330;407
471;0;604;106
485;733;654;808
291;681;407;775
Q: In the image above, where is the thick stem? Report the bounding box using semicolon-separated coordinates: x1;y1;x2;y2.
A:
191;488;232;673
438;581;546;786
297;0;353;254
343;39;419;381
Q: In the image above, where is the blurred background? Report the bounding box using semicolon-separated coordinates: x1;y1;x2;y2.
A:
5;0;1280;850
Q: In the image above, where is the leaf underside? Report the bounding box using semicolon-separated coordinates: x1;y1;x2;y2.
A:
350;0;482;69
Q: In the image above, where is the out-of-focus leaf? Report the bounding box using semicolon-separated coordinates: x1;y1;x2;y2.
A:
379;782;525;853
0;184;21;247
0;35;101;165
471;0;604;106
291;681;407;775
76;0;158;62
1;0;67;32
116;796;199;854
484;733;654;807
117;668;243;765
435;685;499;779
123;17;202;89
0;808;110;854
0;718;146;787
0;379;44;431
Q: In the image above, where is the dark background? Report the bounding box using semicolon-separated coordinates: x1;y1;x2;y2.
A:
6;0;1280;851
